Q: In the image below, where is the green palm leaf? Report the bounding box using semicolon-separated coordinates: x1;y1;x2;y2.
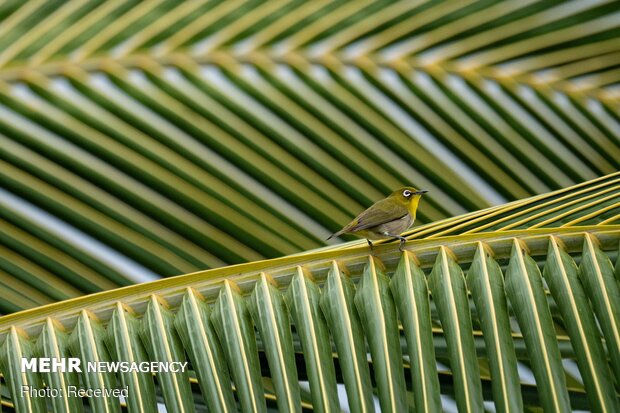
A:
0;327;46;412
354;257;407;412
174;289;236;413
616;243;620;281
0;215;618;410
579;234;620;386
505;239;571;412
106;302;157;413
544;237;619;412
0;2;619;411
69;311;121;413
466;242;521;413
285;267;340;413
390;251;441;413
37;318;84;413
320;261;375;413
428;246;483;412
0;1;619;313
211;281;266;413
248;274;301;413
140;296;194;413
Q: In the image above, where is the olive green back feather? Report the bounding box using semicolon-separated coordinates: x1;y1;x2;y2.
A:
337;198;409;235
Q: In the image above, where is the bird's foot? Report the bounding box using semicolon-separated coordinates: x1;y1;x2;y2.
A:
367;239;374;251
398;236;407;252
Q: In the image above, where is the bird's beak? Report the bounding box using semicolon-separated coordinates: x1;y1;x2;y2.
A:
415;190;429;195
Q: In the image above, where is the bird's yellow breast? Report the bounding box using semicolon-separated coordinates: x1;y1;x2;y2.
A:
407;196;422;218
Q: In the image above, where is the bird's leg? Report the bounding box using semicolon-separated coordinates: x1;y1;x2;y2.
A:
394;236;407;251
367;239;374;251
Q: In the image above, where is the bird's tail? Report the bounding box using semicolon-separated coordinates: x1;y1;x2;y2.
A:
326;229;344;241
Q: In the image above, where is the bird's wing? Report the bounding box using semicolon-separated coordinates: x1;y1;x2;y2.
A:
343;199;408;233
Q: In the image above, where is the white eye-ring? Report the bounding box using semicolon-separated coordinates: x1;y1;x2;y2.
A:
403;190;412;197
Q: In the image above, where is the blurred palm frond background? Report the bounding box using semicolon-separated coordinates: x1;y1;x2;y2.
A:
0;0;619;314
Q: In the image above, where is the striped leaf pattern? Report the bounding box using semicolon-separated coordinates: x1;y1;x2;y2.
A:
0;218;618;411
174;288;236;413
37;318;84;413
544;237;619;412
354;257;407;412
211;281;266;413
69;311;121;413
428;247;483;412
140;296;195;413
504;240;571;412
0;1;620;411
320;261;375;413
0;327;46;412
106;302;157;413
390;252;441;413
579;234;620;387
1;0;620;313
248;274;301;413
285;267;339;412
465;242;521;413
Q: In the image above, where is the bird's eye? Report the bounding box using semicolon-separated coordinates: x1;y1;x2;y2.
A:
403;190;411;197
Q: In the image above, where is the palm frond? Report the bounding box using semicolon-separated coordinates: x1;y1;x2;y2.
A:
1;1;619;313
0;219;618;411
1;3;620;409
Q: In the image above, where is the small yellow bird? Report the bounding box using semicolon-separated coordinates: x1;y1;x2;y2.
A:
327;187;428;250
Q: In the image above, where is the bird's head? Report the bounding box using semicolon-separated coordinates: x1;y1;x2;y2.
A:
390;187;428;214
